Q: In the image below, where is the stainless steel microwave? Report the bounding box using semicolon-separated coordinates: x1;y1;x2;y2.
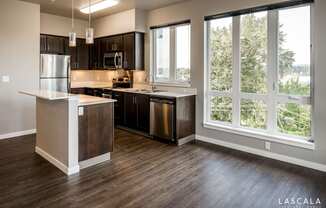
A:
103;52;123;69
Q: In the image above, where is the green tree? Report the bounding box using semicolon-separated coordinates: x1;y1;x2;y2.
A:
210;14;311;137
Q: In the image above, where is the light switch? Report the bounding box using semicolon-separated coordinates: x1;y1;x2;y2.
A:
2;75;10;83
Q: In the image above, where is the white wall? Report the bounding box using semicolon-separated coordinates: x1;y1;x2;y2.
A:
0;0;40;136
93;9;147;38
146;0;326;166
41;13;88;38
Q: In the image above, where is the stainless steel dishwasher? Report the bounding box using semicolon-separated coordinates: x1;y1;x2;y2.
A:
150;97;175;141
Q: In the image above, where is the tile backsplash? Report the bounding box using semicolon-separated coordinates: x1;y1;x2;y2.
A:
71;70;147;84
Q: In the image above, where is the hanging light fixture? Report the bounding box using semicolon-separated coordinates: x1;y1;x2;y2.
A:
69;0;76;47
86;0;94;44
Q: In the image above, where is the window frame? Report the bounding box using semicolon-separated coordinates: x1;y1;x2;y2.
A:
204;4;314;149
151;23;191;86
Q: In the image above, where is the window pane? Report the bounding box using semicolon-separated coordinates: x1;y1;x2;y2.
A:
155;28;170;80
277;103;311;138
241;99;267;129
209;18;233;92
240;12;268;94
210;96;232;123
176;25;191;82
278;6;311;96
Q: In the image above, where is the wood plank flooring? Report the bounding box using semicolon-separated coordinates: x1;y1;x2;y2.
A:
0;129;325;208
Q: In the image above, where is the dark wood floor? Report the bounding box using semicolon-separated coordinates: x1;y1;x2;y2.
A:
0;129;325;208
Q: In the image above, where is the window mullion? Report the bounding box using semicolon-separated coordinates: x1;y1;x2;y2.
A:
170;27;176;82
267;10;278;133
232;16;240;128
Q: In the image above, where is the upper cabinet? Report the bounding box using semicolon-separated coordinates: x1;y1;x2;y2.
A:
40;32;144;71
102;35;123;52
123;32;144;70
40;34;66;55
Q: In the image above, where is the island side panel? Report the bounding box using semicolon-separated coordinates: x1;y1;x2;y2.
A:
78;103;114;161
36;98;69;166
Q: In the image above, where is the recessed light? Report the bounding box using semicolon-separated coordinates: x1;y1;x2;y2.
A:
80;0;119;14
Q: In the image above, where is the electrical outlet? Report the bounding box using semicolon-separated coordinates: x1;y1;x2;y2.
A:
78;107;84;116
265;141;271;151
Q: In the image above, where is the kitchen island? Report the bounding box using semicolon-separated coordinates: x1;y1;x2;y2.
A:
20;90;116;175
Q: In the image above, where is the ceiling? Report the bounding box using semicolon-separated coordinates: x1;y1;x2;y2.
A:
20;0;188;20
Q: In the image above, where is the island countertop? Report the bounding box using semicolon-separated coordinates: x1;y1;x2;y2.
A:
20;90;116;106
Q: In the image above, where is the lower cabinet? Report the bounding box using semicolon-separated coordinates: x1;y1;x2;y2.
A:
112;92;124;126
123;93;150;133
78;103;114;161
70;88;86;94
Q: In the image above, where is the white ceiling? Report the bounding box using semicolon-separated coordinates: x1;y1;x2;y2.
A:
20;0;188;20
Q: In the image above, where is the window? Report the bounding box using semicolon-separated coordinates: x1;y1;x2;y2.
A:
205;4;312;142
152;22;191;85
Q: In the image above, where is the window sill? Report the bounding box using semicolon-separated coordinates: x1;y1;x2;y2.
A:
203;122;315;150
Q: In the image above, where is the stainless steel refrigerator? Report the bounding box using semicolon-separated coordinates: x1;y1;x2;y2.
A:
40;54;70;92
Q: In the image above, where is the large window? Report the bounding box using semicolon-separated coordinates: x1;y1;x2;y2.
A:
152;22;191;85
205;5;312;142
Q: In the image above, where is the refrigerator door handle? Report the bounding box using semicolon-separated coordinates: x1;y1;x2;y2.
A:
40;55;44;74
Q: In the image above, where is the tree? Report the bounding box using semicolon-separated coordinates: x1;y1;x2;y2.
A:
209;14;311;137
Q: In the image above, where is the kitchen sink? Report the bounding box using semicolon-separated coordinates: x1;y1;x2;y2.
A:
125;89;166;93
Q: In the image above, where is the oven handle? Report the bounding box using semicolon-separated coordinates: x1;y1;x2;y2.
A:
114;52;118;68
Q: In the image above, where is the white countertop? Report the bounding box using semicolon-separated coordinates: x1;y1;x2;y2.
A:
20;90;116;106
20;90;78;100
78;94;116;106
112;88;196;98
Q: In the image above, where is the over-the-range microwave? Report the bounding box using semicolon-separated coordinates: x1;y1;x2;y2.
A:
103;52;123;69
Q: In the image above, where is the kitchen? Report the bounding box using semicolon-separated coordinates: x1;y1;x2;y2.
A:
1;0;326;207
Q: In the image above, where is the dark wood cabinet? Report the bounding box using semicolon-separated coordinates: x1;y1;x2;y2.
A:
123;32;144;70
123;93;149;132
90;39;103;68
40;35;47;54
40;34;66;55
78;103;114;161
124;93;138;129
41;32;144;70
103;35;123;52
112;92;124;126
135;94;150;132
76;38;90;69
70;88;86;95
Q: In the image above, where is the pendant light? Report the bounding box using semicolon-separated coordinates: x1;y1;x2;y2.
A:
86;0;94;44
69;0;76;47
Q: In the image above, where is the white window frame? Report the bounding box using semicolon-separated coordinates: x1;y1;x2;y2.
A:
151;23;191;87
204;5;314;150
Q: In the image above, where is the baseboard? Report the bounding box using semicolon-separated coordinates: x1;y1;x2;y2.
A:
177;134;195;146
35;146;80;175
79;153;111;169
0;129;36;140
196;135;326;172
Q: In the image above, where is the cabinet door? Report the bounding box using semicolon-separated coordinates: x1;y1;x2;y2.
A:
46;36;65;54
124;93;137;129
93;39;103;68
136;94;150;132
70;88;85;94
123;33;135;69
40;35;47;54
78;104;114;161
134;33;144;70
123;33;144;70
112;92;124;125
76;38;89;69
